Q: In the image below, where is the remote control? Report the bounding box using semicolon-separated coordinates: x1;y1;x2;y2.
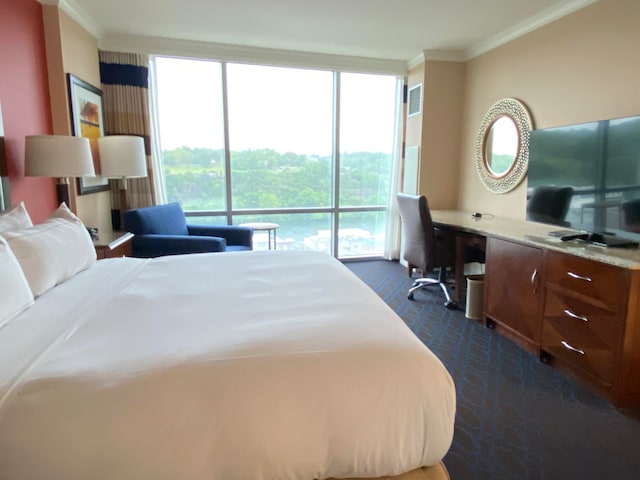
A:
560;232;589;241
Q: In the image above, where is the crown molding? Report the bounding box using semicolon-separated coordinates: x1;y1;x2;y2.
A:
407;53;425;71
99;34;409;75
466;0;598;59
42;0;597;72
407;49;467;70
423;49;467;62
43;0;104;39
407;0;598;67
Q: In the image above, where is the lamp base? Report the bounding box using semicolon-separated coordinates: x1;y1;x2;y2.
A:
118;183;128;230
56;182;71;207
111;209;121;231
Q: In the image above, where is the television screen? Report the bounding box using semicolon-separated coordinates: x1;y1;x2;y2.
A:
527;114;640;241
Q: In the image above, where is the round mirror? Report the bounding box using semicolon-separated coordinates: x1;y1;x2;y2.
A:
475;98;533;193
484;115;519;177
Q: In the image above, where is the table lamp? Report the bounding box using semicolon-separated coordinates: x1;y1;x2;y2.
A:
0;100;8;210
24;135;95;207
0;136;6;177
98;135;147;229
0;100;6;177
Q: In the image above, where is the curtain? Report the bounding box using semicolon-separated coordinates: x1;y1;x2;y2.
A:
383;77;405;260
99;51;156;210
147;58;168;204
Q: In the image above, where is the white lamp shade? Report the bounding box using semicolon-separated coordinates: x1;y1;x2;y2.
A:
25;135;95;177
98;136;147;178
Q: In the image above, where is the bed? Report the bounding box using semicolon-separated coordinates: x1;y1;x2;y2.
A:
0;203;455;480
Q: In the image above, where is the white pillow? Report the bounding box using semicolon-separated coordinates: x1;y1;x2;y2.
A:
0;203;97;297
0;201;33;232
0;236;34;327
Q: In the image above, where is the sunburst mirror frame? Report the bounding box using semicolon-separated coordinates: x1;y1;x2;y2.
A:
474;98;533;194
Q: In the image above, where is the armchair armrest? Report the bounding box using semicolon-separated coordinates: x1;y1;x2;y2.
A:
188;224;253;248
131;234;226;258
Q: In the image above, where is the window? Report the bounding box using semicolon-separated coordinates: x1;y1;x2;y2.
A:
155;58;226;211
153;57;399;258
226;64;334;210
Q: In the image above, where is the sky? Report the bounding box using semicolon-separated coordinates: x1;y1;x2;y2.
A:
154;57;398;156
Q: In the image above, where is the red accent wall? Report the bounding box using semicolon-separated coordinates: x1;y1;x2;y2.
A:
0;0;56;222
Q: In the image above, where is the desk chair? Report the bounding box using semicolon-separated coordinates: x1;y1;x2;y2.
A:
396;193;458;308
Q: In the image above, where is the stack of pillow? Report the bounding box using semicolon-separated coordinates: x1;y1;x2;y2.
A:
0;201;97;327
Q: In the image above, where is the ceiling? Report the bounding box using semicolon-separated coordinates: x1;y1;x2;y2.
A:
57;0;595;63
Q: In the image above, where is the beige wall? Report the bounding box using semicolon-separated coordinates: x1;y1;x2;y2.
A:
42;6;112;232
458;0;640;219
405;60;465;209
421;60;465;209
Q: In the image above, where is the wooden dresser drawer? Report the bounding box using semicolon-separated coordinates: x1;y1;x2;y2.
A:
542;288;625;384
545;250;629;311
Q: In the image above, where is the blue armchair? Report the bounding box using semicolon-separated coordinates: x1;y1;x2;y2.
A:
123;202;253;258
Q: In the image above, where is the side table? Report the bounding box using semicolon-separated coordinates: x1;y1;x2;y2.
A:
94;231;134;259
239;222;279;250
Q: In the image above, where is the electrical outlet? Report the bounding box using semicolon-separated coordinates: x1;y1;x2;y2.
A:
87;227;99;240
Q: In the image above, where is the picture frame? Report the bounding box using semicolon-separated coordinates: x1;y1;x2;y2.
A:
67;73;110;195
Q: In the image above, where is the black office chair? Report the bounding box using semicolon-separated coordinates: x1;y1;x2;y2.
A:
526;185;574;227
396;193;459;308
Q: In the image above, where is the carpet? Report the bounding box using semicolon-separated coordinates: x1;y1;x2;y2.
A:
345;259;640;480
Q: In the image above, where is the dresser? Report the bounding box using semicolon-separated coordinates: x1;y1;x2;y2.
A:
432;210;640;408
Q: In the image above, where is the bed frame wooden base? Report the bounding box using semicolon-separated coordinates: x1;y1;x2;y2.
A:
331;461;450;480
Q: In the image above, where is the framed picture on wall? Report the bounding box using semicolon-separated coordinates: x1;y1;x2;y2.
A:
67;73;110;195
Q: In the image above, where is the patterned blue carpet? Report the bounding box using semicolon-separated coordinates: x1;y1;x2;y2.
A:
345;259;640;480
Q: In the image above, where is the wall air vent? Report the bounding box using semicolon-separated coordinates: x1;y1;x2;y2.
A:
407;84;422;117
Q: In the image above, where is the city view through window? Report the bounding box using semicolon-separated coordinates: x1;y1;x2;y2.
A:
154;57;399;257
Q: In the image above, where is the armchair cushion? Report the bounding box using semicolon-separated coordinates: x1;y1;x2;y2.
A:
187;224;253;248
131;234;226;258
125;202;189;236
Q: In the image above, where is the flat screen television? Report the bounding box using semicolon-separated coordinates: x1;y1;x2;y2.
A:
527;114;640;242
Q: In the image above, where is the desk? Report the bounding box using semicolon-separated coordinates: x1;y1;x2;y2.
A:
432;210;640;301
239;222;279;250
431;211;558;303
432;210;640;269
431;210;640;407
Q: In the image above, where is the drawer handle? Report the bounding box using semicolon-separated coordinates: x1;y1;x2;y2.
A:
530;269;539;293
567;271;592;282
563;309;589;322
561;340;585;355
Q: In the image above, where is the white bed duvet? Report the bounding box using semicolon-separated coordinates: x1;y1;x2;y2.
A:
0;251;455;480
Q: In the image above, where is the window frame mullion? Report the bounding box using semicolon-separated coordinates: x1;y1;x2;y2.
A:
221;62;233;225
332;71;341;257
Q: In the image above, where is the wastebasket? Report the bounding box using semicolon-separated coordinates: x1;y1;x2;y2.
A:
465;274;485;320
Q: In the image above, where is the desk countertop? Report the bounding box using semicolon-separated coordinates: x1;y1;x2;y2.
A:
431;210;640;270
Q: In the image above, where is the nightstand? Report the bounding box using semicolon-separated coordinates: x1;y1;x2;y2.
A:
94;231;134;259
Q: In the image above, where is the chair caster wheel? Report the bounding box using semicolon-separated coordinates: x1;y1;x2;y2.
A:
408;293;415;301
444;301;457;310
